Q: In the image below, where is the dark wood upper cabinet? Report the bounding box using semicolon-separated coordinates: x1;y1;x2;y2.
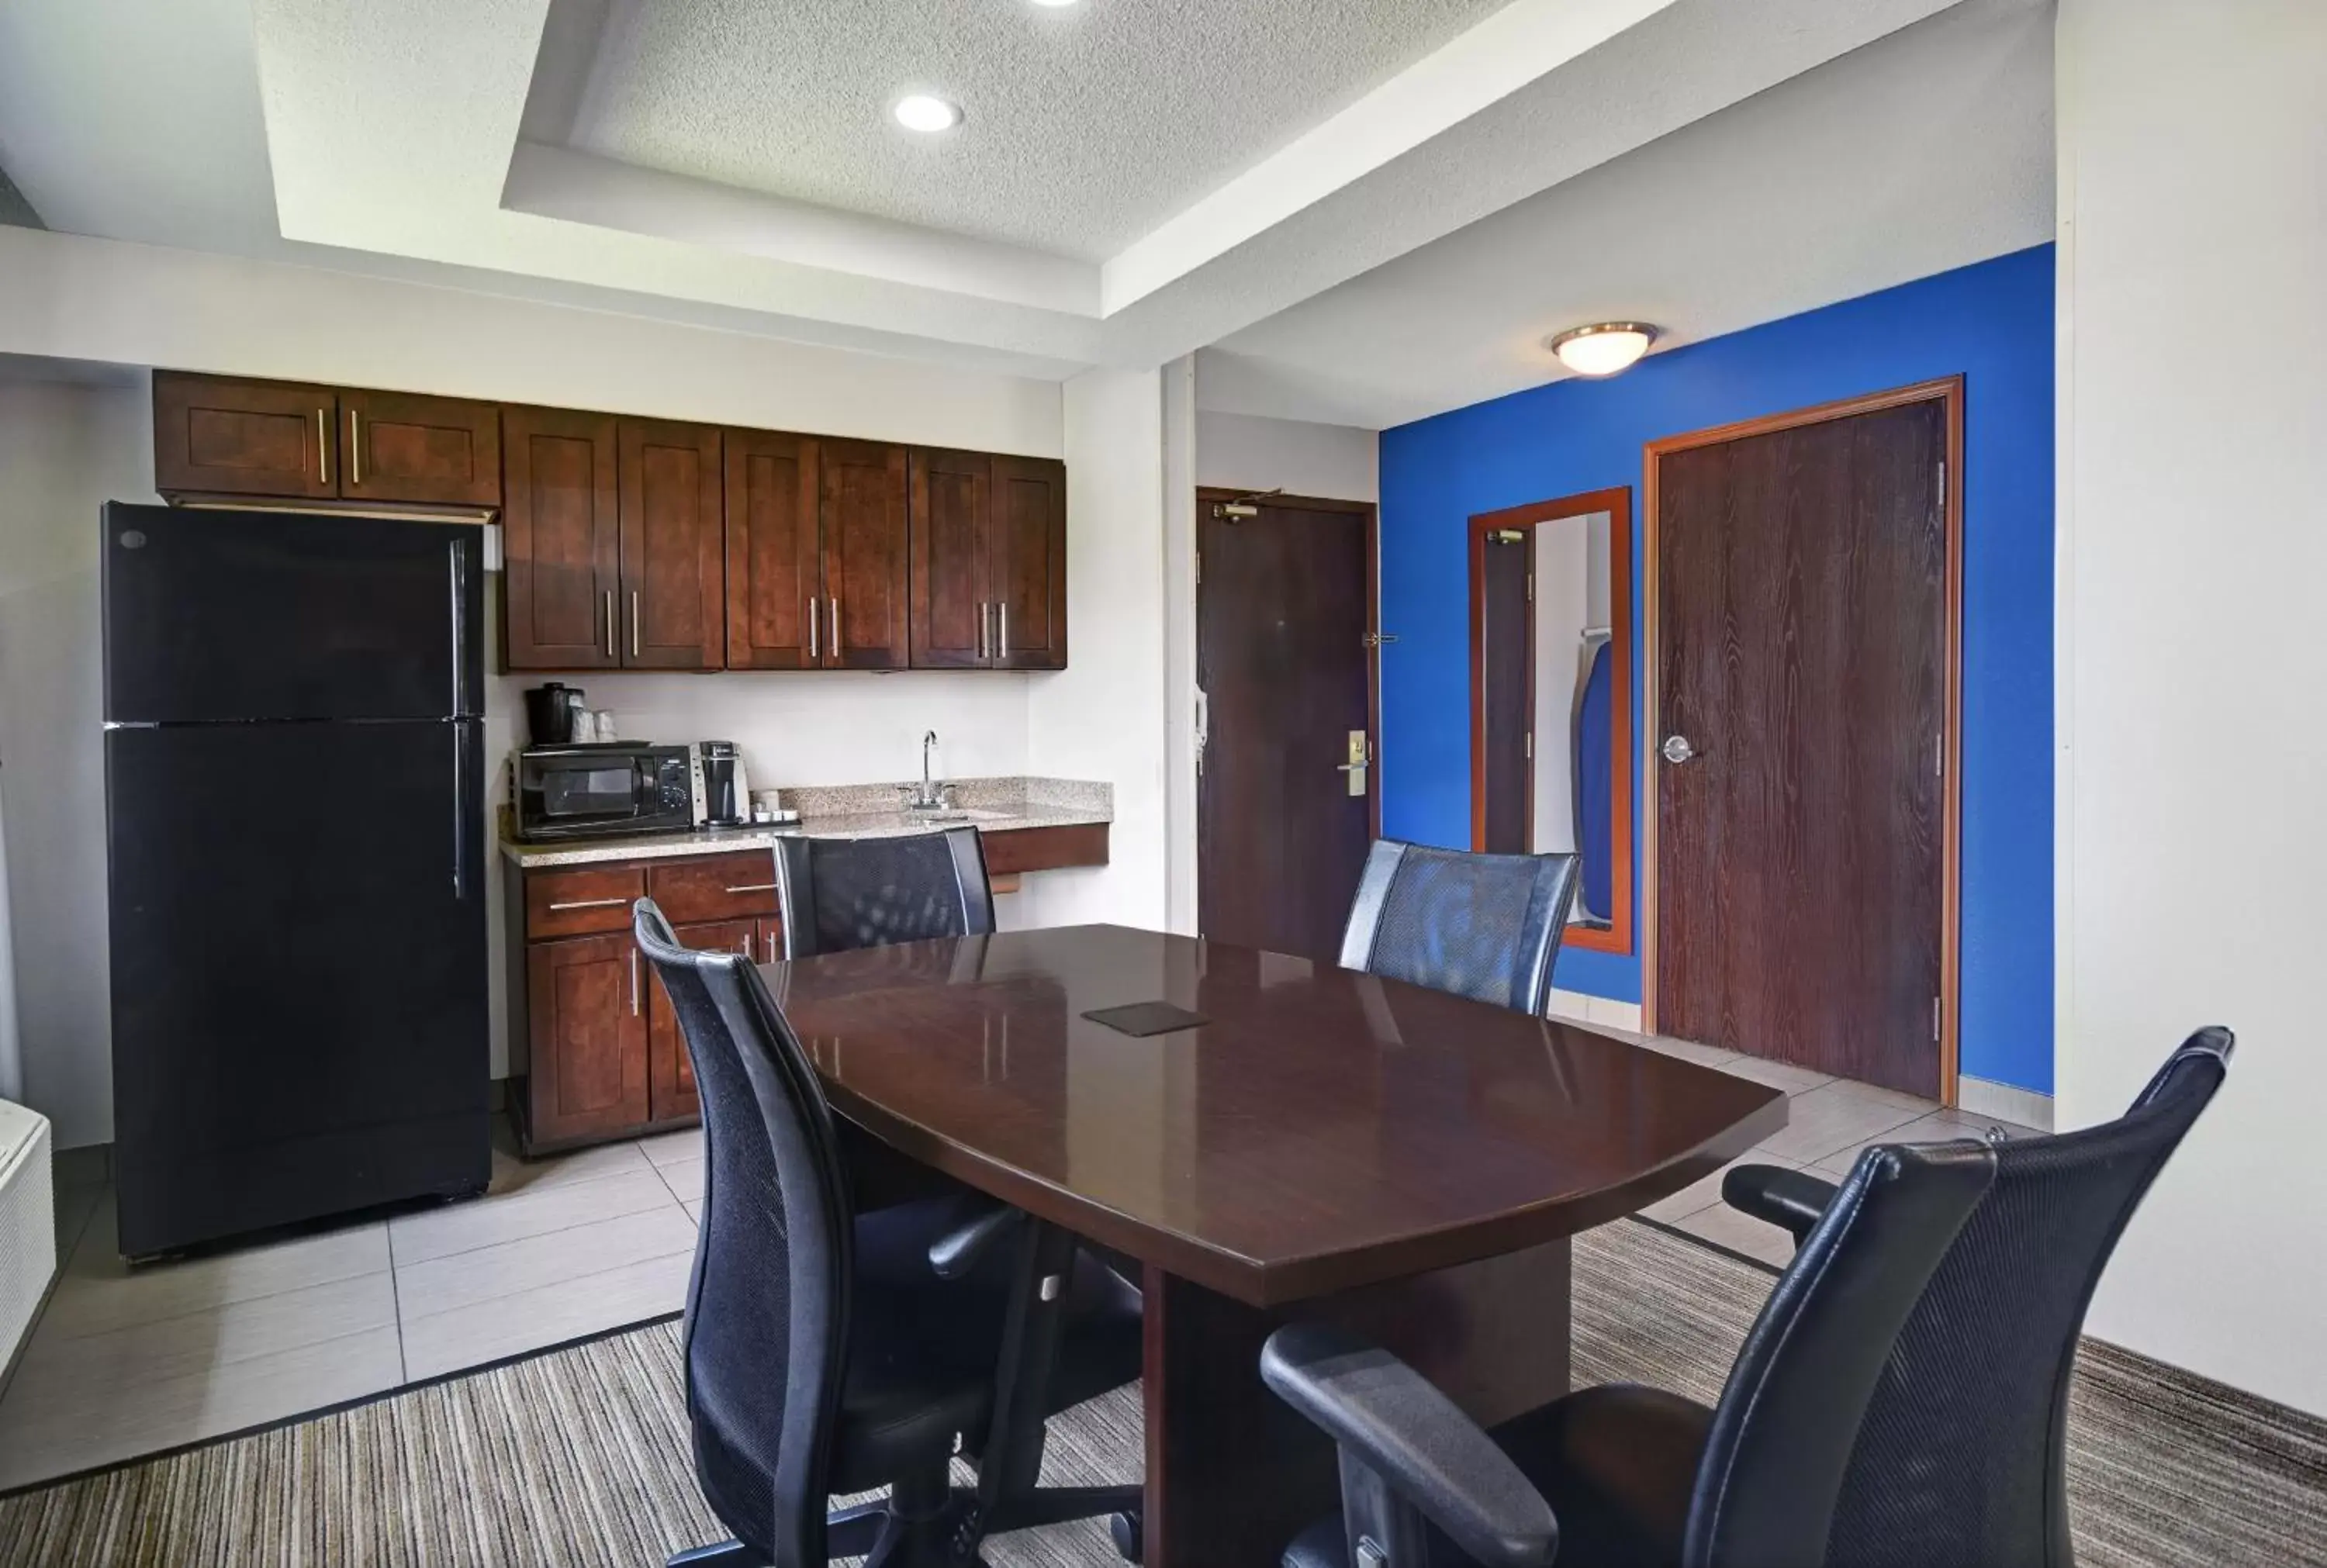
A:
819;439;911;670
340;389;501;508
909;447;993;669
989;455;1067;670
724;429;821;670
908;449;1067;670
154;371;338;500
618;420;724;671
503;405;621;670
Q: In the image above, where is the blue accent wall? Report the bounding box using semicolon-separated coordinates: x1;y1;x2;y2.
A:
1378;245;2055;1094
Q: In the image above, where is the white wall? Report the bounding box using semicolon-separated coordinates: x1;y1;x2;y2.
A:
1025;369;1169;930
2056;0;2327;1416
0;376;156;1147
1195;410;1378;503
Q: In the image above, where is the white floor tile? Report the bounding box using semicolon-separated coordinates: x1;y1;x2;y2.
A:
9;1272;396;1403
1811;1106;2042;1177
655;1158;705;1204
1752;1081;1929;1164
1717;1054;1838;1095
389;1168;682;1267
0;1325;403;1490
638;1128;706;1169
48;1204;389;1340
399;1251;691;1382
1640;1151;1806;1225
1669;1200;1798;1269
682;1200;702;1226
395;1206;695;1323
487;1135;652;1197
1634;1035;1741;1069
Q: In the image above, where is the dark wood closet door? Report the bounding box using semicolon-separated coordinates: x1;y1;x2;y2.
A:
339;389;501;507
909;447;992;669
503;406;620;669
153;372;337;500
1654;396;1947;1097
1198;496;1376;961
725;429;821;669
819;438;910;670
618;419;724;670
1479;531;1532;854
988;456;1067;671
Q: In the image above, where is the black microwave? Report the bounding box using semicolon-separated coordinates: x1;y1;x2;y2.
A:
516;743;695;841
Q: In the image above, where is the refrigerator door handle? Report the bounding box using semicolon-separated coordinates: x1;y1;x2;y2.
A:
451;725;467;900
448;537;467;717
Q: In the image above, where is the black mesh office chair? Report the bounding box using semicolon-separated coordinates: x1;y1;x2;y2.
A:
1261;1028;2234;1568
635;900;1143;1567
774;827;994;958
1338;841;1582;1015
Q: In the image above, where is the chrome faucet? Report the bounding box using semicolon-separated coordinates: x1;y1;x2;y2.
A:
903;730;948;810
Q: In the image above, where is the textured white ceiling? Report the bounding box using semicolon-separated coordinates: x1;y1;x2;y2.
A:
1199;0;2056;428
548;0;1516;261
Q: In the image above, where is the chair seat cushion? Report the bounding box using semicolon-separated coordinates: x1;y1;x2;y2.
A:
1282;1383;1713;1568
828;1200;1145;1494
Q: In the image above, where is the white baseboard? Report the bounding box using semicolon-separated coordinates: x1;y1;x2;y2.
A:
1958;1074;2054;1131
1548;988;1644;1036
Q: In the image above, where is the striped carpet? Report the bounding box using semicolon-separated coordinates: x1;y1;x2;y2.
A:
1;1219;2321;1566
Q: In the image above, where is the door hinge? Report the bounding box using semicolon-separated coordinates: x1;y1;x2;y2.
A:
1362;631;1400;649
1932;996;1942;1043
1525;572;1533;603
1523;732;1532;759
1938;459;1947;516
1935;732;1944;778
1194;550;1201;585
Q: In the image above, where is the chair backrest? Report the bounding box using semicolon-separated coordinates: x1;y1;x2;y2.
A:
1685;1028;2234;1568
634;898;854;1566
1336;840;1581;1014
773;826;995;958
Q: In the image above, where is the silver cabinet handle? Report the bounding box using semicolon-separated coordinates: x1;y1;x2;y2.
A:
348;409;362;487
603;589;615;658
724;882;780;894
999;603;1008;661
807;596;818;661
629;948;641;1016
631;589;641;658
764;929;777;963
316;409;330;487
548;896;631;911
829;596;840;658
737;933;753;956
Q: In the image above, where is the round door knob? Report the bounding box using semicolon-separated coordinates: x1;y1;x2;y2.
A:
1661;734;1697;765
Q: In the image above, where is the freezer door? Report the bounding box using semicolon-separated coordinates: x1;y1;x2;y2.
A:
103;503;482;723
106;720;487;1255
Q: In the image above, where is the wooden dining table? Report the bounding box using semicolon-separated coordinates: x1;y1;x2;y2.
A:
768;922;1787;1568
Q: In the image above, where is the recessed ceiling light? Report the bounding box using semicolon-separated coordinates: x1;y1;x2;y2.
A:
1546;322;1659;377
1029;0;1082;7
894;94;963;134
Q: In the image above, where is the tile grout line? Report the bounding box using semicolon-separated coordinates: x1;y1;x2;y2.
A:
396;1243;695;1339
384;1220;410;1384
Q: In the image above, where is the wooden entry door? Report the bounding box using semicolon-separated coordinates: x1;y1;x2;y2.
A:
1650;385;1958;1098
1197;492;1378;961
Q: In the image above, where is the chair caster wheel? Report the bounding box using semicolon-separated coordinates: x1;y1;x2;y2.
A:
1108;1510;1143;1563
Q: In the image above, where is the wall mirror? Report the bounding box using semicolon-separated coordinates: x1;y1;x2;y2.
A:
1469;487;1634;956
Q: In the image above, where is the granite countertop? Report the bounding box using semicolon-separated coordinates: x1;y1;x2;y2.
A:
501;775;1111;869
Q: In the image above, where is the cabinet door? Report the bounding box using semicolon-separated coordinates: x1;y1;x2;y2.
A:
989;456;1068;670
524;933;649;1145
725;430;821;669
756;915;787;965
620;420;724;670
909;447;992;669
647;918;757;1124
154;371;338;500
341;389;502;508
818;438;911;669
503;406;621;669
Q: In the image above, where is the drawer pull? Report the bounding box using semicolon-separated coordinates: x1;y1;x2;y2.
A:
548;896;631;911
723;882;780;894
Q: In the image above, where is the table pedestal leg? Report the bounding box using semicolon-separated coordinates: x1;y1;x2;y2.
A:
1141;1237;1573;1568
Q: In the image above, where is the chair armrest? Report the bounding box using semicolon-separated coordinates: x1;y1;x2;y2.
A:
1721;1164;1838;1245
928;1204;1025;1280
1260;1323;1556;1568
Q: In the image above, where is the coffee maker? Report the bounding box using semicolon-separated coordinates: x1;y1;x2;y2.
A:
690;741;750;827
523;682;587;747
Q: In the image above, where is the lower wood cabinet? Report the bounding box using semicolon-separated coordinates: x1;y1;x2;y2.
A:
507;848;780;1154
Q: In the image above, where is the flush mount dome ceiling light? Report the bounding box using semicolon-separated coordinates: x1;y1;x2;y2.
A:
1547;322;1659;377
893;94;963;133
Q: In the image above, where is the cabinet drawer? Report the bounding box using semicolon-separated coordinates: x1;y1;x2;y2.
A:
648;851;781;925
981;822;1109;876
526;865;647;938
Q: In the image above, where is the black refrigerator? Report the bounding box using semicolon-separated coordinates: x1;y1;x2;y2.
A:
102;503;489;1257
